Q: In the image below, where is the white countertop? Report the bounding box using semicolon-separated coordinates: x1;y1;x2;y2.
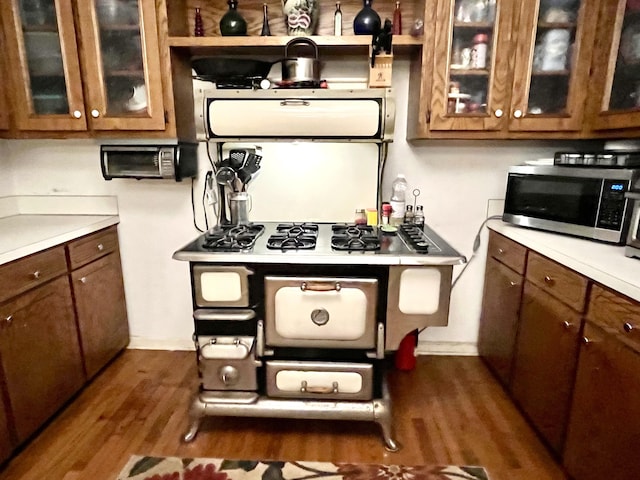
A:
0;196;120;266
489;221;640;302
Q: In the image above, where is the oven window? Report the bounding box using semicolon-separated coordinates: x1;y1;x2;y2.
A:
505;174;602;227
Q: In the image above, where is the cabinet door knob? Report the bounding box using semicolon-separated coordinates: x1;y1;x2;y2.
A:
498;248;505;254
623;322;634;333
544;275;554;285
79;277;87;284
582;336;591;345
5;315;12;325
513;109;523;118
563;321;571;329
32;270;40;279
91;109;100;118
494;109;503;118
509;281;518;287
72;110;82;119
97;243;104;251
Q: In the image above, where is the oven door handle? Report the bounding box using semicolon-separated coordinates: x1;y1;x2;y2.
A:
300;380;339;394
300;281;342;292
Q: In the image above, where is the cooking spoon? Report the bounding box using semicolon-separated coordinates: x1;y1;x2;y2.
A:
215;166;237;192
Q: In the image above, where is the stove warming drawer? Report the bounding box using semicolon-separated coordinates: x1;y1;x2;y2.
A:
266;360;373;401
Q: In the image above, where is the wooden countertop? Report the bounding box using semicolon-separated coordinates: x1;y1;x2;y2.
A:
489;221;640;302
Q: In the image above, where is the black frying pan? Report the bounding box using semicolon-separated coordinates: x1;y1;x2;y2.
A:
191;57;276;82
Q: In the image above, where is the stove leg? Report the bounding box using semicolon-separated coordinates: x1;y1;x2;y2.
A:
182;395;205;443
374;378;400;452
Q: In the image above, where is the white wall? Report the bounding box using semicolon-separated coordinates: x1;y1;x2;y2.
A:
4;60;592;353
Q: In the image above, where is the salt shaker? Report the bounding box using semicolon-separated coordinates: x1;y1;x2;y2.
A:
414;205;425;228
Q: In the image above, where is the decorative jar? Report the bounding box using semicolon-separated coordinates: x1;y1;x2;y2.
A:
282;0;319;36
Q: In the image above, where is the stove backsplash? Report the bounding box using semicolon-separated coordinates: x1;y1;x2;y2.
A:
211;142;379;223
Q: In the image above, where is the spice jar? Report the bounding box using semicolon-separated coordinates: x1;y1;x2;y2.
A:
381;203;392;225
471;33;488;69
355;208;367;225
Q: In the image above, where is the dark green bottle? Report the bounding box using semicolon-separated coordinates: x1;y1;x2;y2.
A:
220;0;247;36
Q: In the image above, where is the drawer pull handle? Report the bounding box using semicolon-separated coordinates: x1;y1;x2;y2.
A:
498;248;505;254
544;275;554;285
300;282;342;292
623;322;634;333
300;380;339;394
32;270;40;279
97;243;104;251
79;277;87;284
563;321;571;329
582;336;591;345
509;281;518;287
5;315;12;325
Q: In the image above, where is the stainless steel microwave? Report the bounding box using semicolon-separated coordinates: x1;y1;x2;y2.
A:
100;143;198;181
503;165;640;244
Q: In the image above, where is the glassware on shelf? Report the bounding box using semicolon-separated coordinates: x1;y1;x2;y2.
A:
393;1;402;35
260;3;271;36
353;0;381;35
194;7;204;36
220;0;247;36
334;1;342;36
282;0;319;36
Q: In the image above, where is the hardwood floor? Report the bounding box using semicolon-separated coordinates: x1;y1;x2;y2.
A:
0;351;568;480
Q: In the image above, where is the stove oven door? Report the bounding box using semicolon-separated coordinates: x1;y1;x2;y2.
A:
264;276;378;349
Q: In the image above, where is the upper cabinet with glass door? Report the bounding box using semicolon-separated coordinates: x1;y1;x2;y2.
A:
509;0;599;132
0;0;165;132
429;0;514;132
587;0;640;131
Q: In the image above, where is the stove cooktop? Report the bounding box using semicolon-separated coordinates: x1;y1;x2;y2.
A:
177;222;466;266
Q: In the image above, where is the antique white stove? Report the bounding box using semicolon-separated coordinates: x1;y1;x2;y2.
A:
173;221;465;451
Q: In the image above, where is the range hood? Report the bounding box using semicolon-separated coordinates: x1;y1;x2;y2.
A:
194;88;395;142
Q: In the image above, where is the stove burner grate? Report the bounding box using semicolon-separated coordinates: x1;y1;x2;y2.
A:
202;224;265;251
276;223;319;235
267;223;319;250
331;224;380;252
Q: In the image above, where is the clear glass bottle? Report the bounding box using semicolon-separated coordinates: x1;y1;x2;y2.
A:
390;174;408;226
260;3;271;36
334;1;342;36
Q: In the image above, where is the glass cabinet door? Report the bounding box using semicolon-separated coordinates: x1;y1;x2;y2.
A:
509;0;599;131
74;0;165;131
589;0;640;130
2;0;87;130
430;0;513;131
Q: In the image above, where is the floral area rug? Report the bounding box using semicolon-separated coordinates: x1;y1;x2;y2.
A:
117;455;490;480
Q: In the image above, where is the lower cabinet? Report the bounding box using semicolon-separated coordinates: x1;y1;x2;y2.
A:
478;257;523;386
0;277;84;442
71;252;129;379
563;285;640;480
510;281;582;455
0;391;13;464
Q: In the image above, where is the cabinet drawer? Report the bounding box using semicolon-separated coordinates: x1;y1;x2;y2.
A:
587;284;640;353
526;252;588;312
67;227;118;270
0;247;67;303
487;231;527;275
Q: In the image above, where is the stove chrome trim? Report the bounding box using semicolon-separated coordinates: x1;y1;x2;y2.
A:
193;309;256;321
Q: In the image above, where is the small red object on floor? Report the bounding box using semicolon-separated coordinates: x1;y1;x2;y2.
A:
395;329;418;371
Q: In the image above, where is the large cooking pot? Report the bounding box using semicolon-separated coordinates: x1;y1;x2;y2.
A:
281;37;321;83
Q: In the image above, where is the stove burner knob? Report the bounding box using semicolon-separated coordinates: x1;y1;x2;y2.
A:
311;308;330;326
219;365;239;386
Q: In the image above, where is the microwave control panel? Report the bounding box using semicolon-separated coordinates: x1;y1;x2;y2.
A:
597;179;629;230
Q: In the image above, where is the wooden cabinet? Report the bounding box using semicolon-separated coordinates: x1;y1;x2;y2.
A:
0;385;14;464
0;27;10;132
0;225;128;457
563;286;640;480
511;280;583;455
69;227;128;378
0;0;166;133
409;0;601;139
0;276;84;442
586;0;640;132
478;232;526;387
